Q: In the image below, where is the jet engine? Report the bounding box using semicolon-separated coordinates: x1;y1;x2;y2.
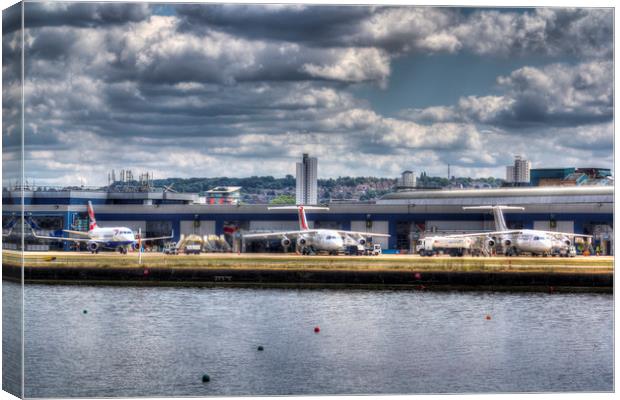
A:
486;238;495;247
132;242;140;250
563;238;571;246
503;239;512;247
281;238;291;247
87;242;99;252
298;237;307;246
358;238;366;246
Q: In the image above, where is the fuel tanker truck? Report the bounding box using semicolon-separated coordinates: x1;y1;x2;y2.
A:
416;236;475;257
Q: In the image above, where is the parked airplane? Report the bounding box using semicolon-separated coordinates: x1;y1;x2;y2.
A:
457;205;591;256
242;205;390;255
31;201;173;254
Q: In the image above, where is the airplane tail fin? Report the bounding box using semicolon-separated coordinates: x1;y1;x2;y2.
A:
267;205;330;231
463;205;525;232
87;201;98;231
24;216;42;231
5;218;18;230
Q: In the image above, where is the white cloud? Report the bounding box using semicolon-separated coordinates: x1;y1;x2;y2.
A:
5;4;613;186
407;61;613;127
301;47;391;85
452;8;612;57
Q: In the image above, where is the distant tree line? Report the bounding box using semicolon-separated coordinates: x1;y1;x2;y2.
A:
152;174;504;195
152;175;297;194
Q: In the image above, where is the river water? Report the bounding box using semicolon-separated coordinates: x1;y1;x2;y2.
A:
3;282;613;397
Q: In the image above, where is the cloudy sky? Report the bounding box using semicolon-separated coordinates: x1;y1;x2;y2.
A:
2;2;614;186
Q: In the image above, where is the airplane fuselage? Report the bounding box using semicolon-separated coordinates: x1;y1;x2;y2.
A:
497;230;558;255
84;227;136;249
298;229;344;252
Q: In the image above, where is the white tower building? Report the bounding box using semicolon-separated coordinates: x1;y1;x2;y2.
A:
506;156;531;184
505;166;515;183
295;153;318;205
514;156;531;183
399;170;417;189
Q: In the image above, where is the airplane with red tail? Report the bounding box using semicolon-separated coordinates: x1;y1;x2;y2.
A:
31;201;173;254
242;205;390;255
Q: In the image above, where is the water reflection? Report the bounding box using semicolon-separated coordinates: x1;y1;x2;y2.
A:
14;284;613;397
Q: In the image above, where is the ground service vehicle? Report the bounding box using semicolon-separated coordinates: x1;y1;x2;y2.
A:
163;242;179;255
416;236;473;257
183;243;202;255
369;243;382;255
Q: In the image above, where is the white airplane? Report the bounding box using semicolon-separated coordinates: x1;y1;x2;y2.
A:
456;205;591;257
242;205;390;255
31;201;173;254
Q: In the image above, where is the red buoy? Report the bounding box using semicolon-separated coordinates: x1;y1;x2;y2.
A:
485;314;491;320
414;272;422;280
314;326;320;333
143;269;149;276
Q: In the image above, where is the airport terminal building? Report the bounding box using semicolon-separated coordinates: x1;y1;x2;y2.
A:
2;186;614;254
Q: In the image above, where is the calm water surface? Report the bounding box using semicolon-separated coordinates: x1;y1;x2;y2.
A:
9;283;613;397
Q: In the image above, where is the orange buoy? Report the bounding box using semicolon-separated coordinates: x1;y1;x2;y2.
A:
314;326;320;333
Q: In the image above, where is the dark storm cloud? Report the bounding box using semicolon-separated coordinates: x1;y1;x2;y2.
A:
20;2;149;32
176;4;374;46
454;8;613;58
2;2;21;35
175;6;612;58
8;3;614;184
26;18;389;86
26;27;80;61
2;2;22;168
175;4;462;54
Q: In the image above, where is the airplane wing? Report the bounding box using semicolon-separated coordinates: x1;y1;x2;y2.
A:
439;230;523;238
63;229;91;236
244;230;391;239
243;230;314;239
31;231;101;243
139;231;174;242
336;230;390;237
437;230;592;239
543;232;593;239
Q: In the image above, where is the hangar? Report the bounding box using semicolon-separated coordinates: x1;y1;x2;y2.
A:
2;186;613;254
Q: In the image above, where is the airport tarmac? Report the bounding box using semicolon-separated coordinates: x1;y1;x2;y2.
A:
3;250;614;270
2;250;612;292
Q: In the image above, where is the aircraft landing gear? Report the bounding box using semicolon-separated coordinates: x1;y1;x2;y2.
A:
505;247;519;257
301;247;316;256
